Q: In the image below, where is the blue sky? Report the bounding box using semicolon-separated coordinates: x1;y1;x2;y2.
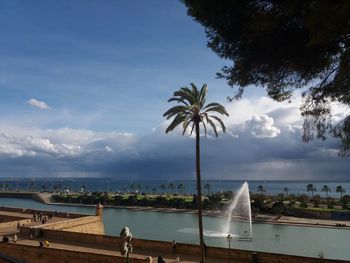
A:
0;1;349;180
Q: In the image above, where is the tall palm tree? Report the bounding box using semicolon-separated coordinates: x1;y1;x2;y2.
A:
136;183;141;193
204;183;211;196
160;184;166;194
306;184;317;197
321;185;331;197
168;182;175;194
164;83;228;263
336;185;346;198
283;187;289;197
257;185;266;195
178;183;185;195
130;183;135;193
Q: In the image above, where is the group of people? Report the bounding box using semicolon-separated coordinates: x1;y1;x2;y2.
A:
32;211;53;225
2;234;17;243
336;223;347;227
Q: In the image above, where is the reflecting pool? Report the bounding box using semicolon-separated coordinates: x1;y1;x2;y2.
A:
0;198;349;260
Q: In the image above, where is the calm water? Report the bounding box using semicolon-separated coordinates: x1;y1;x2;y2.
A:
1;178;349;196
0;197;349;260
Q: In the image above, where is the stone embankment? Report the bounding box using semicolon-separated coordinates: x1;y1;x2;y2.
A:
0;191;52;204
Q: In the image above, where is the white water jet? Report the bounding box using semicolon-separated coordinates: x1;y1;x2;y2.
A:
223;181;252;239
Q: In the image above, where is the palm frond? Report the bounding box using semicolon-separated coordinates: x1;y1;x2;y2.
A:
168;97;189;106
202;102;222;110
199;84;208;108
210;115;227;133
182;117;193;136
190;122;196;135
165;114;186;133
206;118;218;137
190;83;199;103
163;105;189;119
173;88;195;105
201;121;207;138
203;105;229;116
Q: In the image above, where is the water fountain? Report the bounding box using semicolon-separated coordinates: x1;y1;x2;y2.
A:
177;181;253;240
223;181;252;241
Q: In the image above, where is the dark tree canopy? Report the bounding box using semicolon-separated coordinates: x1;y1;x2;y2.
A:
183;0;350;155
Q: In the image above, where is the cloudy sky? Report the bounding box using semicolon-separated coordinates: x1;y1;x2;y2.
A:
0;1;348;180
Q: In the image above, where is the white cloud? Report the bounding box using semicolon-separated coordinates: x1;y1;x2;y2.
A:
0;125;135;159
105;146;112;153
27;98;51;110
244;115;281;138
224;96;302;127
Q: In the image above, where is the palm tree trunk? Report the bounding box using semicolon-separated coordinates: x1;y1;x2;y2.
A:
195;122;205;263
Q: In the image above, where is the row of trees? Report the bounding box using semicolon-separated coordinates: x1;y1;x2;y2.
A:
129;183;211;195
257;184;346;197
52;192;224;210
53;190;350;213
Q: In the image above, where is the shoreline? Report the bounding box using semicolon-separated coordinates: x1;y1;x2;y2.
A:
2;191;350;230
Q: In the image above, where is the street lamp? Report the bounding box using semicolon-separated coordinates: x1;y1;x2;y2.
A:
227;234;232;263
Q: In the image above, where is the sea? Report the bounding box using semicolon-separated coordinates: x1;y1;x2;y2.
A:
0;178;349;197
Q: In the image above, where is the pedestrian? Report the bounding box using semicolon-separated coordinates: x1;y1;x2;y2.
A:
13;234;17;244
172;240;177;253
157;256;166;263
29;228;34;239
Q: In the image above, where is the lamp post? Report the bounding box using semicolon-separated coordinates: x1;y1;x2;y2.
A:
227;234;232;263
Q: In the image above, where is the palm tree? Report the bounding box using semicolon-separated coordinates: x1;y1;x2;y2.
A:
336;185;346;198
160;184;166;194
204;183;211;196
177;183;185;195
136;183;141;193
306;184;317;197
29;180;35;191
284;187;289;197
257;185;266;195
321;185;331;197
168;183;175;194
164;83;228;263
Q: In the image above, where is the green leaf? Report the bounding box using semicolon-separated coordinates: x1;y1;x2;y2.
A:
165;114;186;133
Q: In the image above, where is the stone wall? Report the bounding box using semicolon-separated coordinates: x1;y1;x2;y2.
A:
0;215;31;229
0;243;151;263
42;215;104;234
26;229;346;263
0;206;84;219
